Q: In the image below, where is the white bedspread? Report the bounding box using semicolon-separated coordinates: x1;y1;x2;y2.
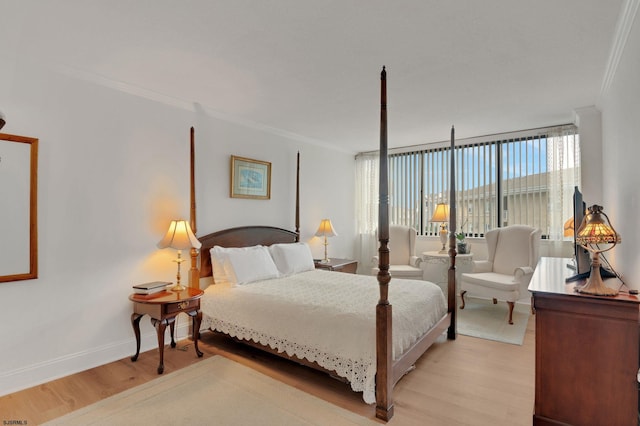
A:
201;270;446;404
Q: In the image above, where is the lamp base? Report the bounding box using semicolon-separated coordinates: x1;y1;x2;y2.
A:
438;226;448;255
576;261;618;296
320;237;330;264
170;283;186;292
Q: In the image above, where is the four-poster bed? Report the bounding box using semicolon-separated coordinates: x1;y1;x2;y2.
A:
187;68;457;422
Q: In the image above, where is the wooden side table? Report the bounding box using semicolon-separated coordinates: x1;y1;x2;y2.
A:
129;287;204;374
314;258;358;274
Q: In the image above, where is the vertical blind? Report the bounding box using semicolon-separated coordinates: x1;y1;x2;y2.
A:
363;125;580;239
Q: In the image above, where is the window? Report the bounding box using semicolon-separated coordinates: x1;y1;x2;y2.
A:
355;125;580;240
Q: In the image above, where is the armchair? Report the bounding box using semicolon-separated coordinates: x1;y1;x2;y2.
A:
460;225;541;324
372;225;423;279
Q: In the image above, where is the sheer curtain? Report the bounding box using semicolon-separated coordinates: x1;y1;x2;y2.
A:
547;126;581;255
354;151;379;274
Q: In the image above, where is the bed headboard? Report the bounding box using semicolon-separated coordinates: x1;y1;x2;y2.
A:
198;226;299;278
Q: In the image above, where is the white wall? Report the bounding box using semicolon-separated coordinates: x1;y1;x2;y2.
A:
574;106;604;205
0;50;355;396
600;2;640;289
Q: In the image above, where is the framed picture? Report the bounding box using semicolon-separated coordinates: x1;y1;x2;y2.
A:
230;155;271;199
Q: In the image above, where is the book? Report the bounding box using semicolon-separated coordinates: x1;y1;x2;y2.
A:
133;281;171;290
132;290;171;300
133;281;171;294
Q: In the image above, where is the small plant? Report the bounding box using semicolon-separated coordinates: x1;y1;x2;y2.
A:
456;219;468;242
455;228;469;254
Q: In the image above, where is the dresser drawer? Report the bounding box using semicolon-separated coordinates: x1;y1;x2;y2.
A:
164;298;199;315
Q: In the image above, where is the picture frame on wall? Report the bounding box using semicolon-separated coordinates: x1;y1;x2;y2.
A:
230;155;271;199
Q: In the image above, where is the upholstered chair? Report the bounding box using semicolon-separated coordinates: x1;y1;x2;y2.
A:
372;225;423;279
460;225;541;324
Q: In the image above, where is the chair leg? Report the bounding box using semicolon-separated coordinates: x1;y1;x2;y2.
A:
492;298;498;304
507;301;515;325
460;290;467;309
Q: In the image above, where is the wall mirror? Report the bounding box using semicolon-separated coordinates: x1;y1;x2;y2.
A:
0;133;38;282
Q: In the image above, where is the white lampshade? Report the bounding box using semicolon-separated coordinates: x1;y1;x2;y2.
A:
315;219;338;237
158;219;201;250
430;203;449;223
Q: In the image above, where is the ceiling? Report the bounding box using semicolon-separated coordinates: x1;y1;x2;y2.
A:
8;1;624;152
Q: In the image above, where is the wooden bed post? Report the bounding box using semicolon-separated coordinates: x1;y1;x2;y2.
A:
447;126;457;340
295;151;300;241
189;126;200;289
375;66;394;421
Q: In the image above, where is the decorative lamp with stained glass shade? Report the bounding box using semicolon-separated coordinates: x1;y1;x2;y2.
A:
574;205;621;296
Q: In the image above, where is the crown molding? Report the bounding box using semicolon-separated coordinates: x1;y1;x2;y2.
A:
52;63;353;154
601;0;640;96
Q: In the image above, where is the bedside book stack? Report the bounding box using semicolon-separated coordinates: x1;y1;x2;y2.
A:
133;281;171;295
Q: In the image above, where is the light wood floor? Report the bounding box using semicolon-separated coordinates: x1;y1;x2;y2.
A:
0;316;535;425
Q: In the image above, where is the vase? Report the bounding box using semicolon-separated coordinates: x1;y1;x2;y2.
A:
457;242;468;254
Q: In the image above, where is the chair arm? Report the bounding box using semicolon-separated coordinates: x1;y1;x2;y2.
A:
371;255;379;265
513;266;535;282
472;260;493;273
410;255;421;267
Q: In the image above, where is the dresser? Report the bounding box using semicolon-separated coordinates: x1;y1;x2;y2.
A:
529;257;639;425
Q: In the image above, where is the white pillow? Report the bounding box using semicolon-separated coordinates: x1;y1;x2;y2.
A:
210;246;232;283
210;245;273;283
269;242;315;276
225;245;280;285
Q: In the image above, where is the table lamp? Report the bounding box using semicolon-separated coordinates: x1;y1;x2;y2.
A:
315;219;337;263
575;205;621;296
430;203;449;253
563;216;575;237
158;219;202;291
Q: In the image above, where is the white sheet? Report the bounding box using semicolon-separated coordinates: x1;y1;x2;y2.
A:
201;270;446;404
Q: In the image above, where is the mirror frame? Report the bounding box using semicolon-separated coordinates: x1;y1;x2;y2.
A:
0;133;38;282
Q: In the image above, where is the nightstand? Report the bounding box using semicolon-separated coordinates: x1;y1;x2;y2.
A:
314;258;358;274
129;287;204;374
421;251;474;296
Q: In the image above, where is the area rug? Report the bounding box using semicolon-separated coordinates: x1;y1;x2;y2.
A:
44;356;377;426
457;297;530;345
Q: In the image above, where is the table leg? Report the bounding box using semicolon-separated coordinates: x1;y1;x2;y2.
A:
169;318;176;348
188;310;204;357
130;313;144;362
151;318;168;374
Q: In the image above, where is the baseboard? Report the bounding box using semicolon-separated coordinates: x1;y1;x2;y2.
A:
0;322;192;397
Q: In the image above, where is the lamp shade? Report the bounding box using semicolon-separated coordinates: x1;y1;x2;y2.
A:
315;219;337;237
157;219;202;250
430;203;449;222
563;217;575;237
575;205;621;248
